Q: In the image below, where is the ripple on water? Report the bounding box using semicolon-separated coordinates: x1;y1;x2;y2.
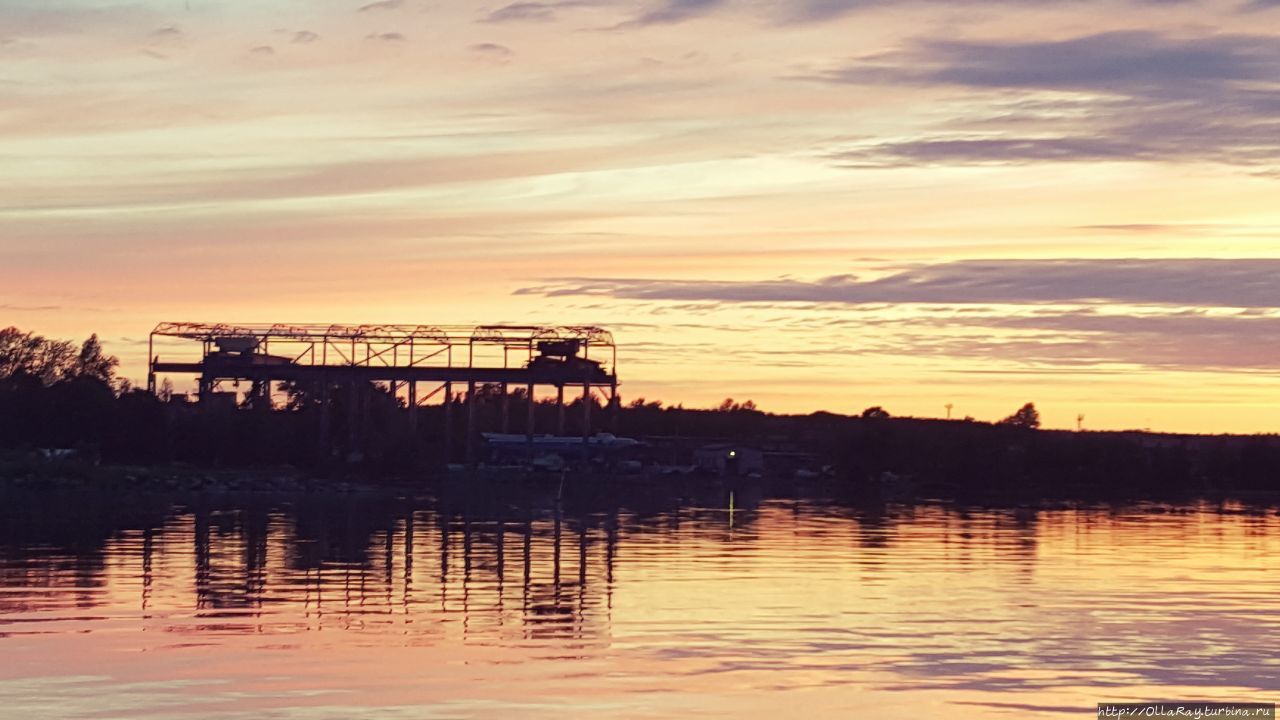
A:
2;493;1279;718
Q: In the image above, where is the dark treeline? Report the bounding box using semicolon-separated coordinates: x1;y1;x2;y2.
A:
820;414;1280;499
0;326;782;472
5;326;1280;497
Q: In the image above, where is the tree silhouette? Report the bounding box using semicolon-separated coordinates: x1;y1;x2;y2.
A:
75;334;118;384
1000;402;1041;429
1;327;118;386
861;406;890;419
0;327;76;384
158;378;175;402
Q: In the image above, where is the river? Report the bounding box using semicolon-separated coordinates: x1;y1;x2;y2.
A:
2;483;1278;718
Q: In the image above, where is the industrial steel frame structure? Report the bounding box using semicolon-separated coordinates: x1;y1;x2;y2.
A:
147;322;619;463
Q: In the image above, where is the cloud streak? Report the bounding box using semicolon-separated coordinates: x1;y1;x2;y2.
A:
858;309;1280;372
627;0;727;25
519;260;1280;372
470;42;515;62
481;1;593;23
359;0;405;12
810;31;1280;168
524;271;1280;372
517;259;1280;308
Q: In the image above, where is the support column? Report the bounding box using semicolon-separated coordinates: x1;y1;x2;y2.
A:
362;379;371;438
526;383;535;459
147;335;156;394
581;384;592;464
466;380;477;466
347;377;359;455
318;379;330;453
610;381;618;434
500;383;509;433
556;385;565;435
408;381;417;429
443;383;454;464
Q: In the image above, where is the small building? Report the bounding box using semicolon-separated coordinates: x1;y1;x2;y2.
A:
695;443;765;477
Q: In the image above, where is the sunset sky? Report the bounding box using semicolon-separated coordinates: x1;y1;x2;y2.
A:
3;0;1280;432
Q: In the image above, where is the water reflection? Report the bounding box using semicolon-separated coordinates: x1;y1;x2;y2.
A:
2;485;1279;719
2;490;637;647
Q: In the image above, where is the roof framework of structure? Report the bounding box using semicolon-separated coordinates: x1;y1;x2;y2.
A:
151;322;615;347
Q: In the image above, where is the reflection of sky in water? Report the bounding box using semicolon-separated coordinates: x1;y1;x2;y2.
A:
2;489;1279;719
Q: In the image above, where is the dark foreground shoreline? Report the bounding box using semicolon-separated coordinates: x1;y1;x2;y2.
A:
6;455;1280;511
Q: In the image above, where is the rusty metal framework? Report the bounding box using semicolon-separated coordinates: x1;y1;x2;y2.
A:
148;322;620;464
150;322;615;343
150;322;613;366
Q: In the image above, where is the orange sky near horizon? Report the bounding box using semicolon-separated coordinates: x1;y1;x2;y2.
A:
4;0;1280;432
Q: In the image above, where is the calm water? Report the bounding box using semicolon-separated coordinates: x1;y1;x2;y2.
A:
2;484;1279;719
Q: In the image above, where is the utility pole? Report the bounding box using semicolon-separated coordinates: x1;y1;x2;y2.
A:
945;403;953;420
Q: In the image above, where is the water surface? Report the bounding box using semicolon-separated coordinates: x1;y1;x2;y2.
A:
2;485;1279;718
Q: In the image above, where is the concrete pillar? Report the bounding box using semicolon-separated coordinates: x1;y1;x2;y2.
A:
318;379;330;451
466;380;477;466
610;381;618;433
147;335;156;394
581;384;591;464
347;377;358;453
556;385;565;435
526;382;535;459
444;382;453;464
501;383;509;433
407;381;417;430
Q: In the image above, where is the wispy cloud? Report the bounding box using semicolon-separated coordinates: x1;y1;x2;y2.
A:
862;308;1280;372
149;26;181;40
809;31;1280;168
517;259;1280;308
481;1;592;23
358;0;405;12
0;3;156;39
842;31;1280;90
625;0;727;25
0;304;60;312
523;271;1280;372
470;42;515;62
828;137;1144;167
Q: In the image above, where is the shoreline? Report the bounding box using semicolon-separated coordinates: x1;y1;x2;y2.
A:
5;456;1280;509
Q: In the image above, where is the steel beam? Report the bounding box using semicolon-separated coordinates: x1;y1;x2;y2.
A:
151;361;614;387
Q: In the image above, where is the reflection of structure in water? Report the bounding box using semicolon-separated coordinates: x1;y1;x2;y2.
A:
0;484;778;645
0;495;630;643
